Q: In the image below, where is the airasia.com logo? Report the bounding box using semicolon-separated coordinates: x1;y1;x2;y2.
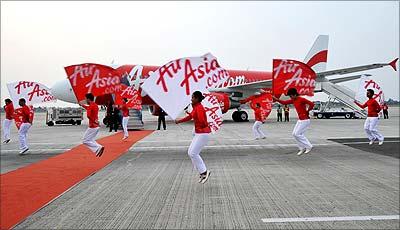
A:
273;60;315;94
203;93;223;132
155;57;229;95
14;81;55;102
69;64;121;93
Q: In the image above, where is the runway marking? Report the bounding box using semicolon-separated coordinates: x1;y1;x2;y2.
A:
131;141;398;151
1;149;71;153
261;215;400;223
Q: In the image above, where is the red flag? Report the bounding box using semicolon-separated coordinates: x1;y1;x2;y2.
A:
250;93;273;120
272;59;316;96
64;63;124;102
14;105;34;130
114;85;142;110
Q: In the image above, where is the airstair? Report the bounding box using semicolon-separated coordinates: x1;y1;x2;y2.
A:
127;109;144;130
320;81;367;118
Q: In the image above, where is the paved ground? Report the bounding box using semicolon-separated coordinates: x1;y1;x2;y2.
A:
1;107;399;229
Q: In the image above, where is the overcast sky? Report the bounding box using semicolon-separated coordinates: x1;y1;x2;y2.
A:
1;1;399;107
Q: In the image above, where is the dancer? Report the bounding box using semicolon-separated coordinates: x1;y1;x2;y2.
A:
252;103;266;140
79;93;105;157
273;88;314;156
354;89;384;145
176;91;211;184
3;99;14;144
119;98;130;140
18;98;32;154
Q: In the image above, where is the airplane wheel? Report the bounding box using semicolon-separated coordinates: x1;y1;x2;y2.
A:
238;111;248;122
317;113;323;119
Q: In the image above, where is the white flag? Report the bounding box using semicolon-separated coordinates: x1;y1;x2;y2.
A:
141;53;229;120
7;81;57;105
355;75;385;105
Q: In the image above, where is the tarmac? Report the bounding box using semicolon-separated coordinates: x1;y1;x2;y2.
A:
1;106;399;229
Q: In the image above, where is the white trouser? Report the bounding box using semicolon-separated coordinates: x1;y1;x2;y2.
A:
3;119;13;141
252;121;266;139
83;127;102;153
292;119;312;150
364;117;384;141
188;133;209;174
18;123;31;150
122;116;129;137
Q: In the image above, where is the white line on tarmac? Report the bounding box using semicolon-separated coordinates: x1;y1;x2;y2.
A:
131;141;398;151
1;149;71;153
261;215;400;223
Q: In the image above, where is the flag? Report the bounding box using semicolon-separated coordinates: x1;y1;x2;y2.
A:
272;59;316;96
7;81;56;105
141;53;229;120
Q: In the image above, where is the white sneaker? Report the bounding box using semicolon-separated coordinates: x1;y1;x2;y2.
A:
304;148;312;154
297;149;305;156
19;148;29;155
261;136;266;139
378;140;384;145
198;175;204;183
122;136;128;141
369;140;374;145
254;138;260;140
200;170;211;184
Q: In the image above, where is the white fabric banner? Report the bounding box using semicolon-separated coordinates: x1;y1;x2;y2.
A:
7;81;56;105
355;75;385;105
141;53;229;120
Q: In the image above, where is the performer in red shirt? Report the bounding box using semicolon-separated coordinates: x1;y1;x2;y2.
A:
18;98;32;154
79;93;105;157
3;98;14;144
354;89;384;145
115;98;130;140
176;91;211;184
273;88;315;156
252;103;266;140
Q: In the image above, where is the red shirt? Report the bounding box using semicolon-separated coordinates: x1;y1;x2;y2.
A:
254;107;263;122
355;99;381;117
21;105;32;123
82;102;99;128
177;103;211;134
276;97;314;120
4;103;14;120
121;105;129;117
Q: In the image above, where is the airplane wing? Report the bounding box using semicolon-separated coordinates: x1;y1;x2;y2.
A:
317;58;398;78
327;74;371;84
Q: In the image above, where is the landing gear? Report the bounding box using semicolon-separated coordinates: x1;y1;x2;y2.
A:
232;111;248;122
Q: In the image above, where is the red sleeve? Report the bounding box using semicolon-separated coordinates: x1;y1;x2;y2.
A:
81;104;89;110
374;100;382;113
177;113;193;124
303;98;315;111
355;101;367;109
276;98;293;105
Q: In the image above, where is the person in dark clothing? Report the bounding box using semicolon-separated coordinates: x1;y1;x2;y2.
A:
382;103;389;119
157;109;167;130
109;106;120;132
284;105;290;122
277;105;283;122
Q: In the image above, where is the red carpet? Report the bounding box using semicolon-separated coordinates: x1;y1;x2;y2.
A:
0;130;153;229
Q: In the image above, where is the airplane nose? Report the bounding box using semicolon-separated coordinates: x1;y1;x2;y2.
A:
50;79;77;103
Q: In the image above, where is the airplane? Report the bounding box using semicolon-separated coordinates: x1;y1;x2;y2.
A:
51;35;398;122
